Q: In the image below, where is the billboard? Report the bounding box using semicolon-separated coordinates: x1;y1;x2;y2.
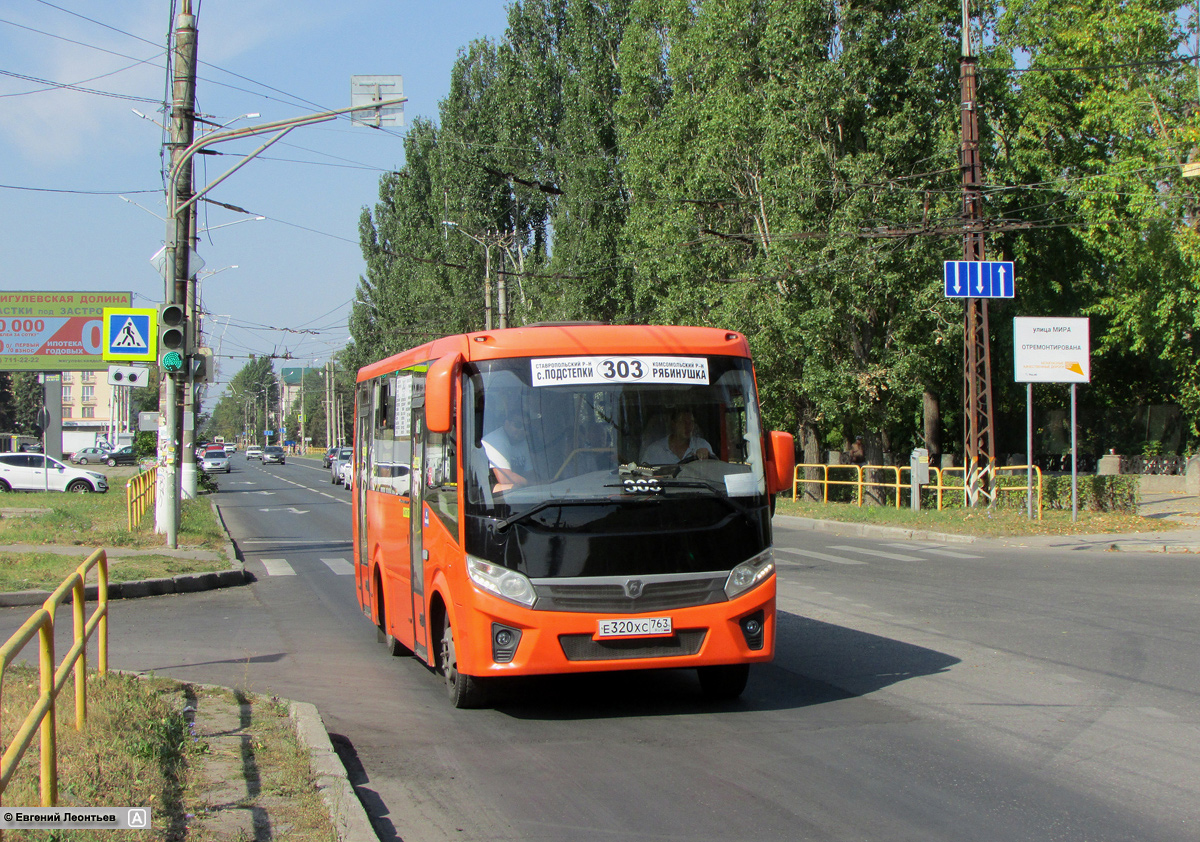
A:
0;291;132;372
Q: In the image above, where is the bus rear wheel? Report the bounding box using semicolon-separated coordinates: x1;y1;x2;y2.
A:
440;615;486;709
697;663;750;701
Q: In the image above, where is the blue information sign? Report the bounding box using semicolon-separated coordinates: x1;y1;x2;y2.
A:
944;260;1016;298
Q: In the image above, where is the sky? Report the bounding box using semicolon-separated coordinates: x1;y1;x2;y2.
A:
0;0;513;407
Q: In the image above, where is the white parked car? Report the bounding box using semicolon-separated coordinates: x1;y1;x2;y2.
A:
201;446;231;473
0;453;108;493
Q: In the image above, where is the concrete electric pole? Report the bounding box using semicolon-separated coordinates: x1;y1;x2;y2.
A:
156;3;198;546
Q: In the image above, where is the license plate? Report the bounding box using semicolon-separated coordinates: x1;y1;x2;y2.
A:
596;616;673;638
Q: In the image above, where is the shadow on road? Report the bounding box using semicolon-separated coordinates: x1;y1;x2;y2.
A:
490;608;959;719
330;733;402;842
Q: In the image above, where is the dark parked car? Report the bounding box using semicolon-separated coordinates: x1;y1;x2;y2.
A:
322;445;339;468
104;446;138;467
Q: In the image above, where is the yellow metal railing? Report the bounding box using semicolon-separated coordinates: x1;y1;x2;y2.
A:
0;549;109;807
793;462;1044;519
791;463;906;507
126;465;156;531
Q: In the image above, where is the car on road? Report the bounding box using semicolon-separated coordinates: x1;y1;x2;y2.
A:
330;447;353;485
223;443;236;456
261;446;286;465
103;445;138;467
201;446;231;473
0;453;108;493
245;446;263;460
339;459;354;487
69;447;110;465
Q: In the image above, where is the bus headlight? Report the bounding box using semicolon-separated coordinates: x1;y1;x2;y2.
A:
724;549;774;600
467;556;537;607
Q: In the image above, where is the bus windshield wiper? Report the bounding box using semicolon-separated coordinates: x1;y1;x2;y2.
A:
494;497;618;532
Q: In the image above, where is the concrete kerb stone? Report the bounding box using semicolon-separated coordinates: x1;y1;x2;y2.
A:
773;514;977;545
115;673;378;842
773;513;1200;552
290;701;380;842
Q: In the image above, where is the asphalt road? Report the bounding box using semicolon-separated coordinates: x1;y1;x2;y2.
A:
3;457;1197;841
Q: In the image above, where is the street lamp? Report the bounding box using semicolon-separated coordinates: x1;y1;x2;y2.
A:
443;221;512;329
156;96;406;546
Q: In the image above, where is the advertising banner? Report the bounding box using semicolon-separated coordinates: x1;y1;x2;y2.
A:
0;291;132;371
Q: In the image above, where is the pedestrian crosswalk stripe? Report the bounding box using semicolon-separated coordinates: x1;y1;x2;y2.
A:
321;558;353;575
775;547;867;565
261;558;296;576
829;544;922;562
917;548;982;559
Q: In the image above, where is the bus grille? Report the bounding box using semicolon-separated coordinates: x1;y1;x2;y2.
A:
558;630;707;661
532;574;727;613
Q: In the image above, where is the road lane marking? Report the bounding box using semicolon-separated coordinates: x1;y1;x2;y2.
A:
775;547;867;565
321;558;353;575
261;559;296;576
828;544;922;561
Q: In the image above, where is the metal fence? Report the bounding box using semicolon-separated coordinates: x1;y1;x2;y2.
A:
0;549;110;807
792;463;1043;519
126;466;156;531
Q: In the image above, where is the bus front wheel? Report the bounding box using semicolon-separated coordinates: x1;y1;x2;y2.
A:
697;663;750;701
440;615;487;709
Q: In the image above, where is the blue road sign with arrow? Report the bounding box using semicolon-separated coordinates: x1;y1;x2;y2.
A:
944;260;1015;298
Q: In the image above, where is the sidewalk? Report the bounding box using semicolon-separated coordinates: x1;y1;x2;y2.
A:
990;491;1200;553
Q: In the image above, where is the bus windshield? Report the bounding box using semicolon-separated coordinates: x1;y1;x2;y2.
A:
463;354;768;515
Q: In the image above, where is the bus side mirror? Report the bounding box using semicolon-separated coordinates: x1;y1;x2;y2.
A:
765;431;795;495
425;353;462;434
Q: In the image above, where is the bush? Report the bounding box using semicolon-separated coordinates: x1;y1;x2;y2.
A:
924;470;1139;514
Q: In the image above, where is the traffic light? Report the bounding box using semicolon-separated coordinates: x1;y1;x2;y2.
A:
158;303;186;374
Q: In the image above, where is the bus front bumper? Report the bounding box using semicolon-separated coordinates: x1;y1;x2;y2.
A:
455;577;776;678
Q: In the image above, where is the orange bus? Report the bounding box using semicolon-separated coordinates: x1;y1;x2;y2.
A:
352;324;794;707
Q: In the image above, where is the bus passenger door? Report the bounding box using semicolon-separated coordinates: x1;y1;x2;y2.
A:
409;374;429;662
356;384;372;612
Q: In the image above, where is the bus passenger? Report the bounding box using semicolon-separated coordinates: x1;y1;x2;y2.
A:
640;408;713;464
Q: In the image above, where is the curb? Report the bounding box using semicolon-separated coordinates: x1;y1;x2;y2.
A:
124;673;378;842
290;701;379;842
773;514;977;544
773;513;1200;552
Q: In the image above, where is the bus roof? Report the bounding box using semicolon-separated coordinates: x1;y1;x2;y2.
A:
356;324;752;382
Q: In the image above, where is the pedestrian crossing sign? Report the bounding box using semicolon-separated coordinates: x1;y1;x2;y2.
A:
102;307;157;362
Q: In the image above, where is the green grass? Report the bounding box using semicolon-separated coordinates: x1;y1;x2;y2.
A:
0;552;225;592
776;495;1175;538
0;475;224;551
0;667;336;841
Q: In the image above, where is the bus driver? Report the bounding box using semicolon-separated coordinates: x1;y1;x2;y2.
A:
640;408;713;464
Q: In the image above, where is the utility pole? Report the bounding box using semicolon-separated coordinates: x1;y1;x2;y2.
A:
960;0;995;505
156;2;197;546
